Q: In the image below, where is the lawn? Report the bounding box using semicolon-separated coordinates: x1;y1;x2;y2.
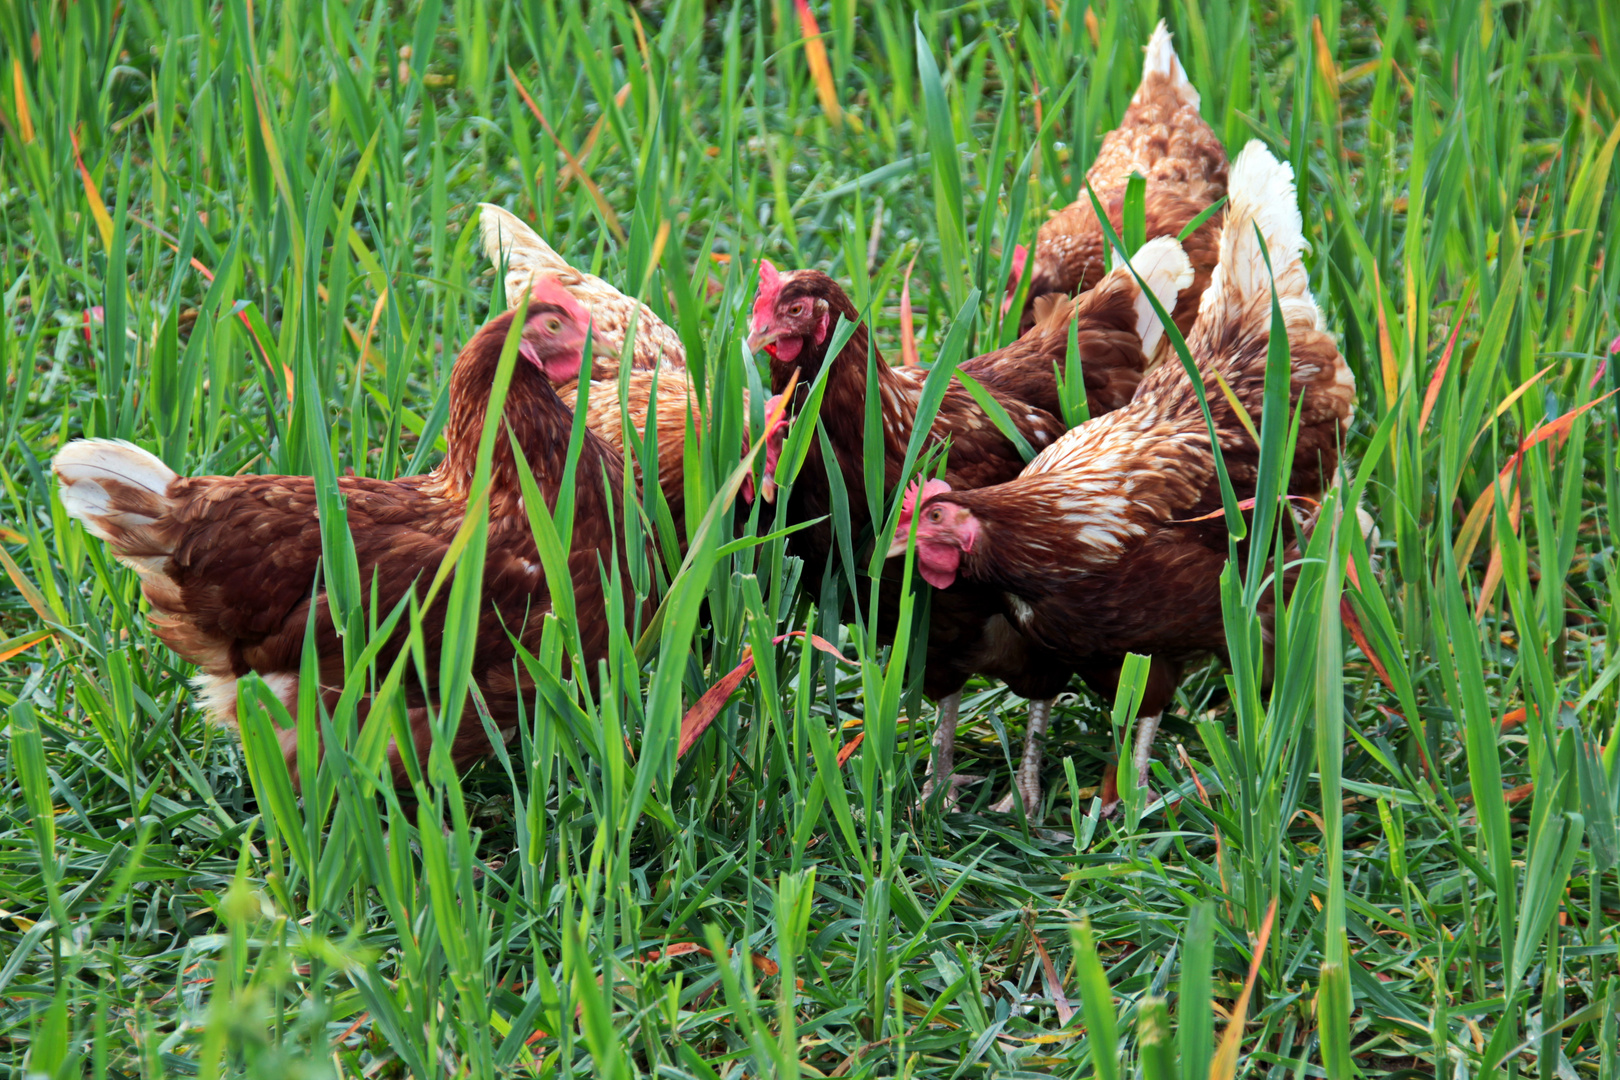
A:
2;0;1618;1077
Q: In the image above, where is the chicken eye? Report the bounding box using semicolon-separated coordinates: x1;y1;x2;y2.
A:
544;317;562;334
926;508;942;523
790;301;808;316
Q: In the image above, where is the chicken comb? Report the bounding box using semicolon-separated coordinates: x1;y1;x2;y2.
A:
897;476;953;525
752;258;782;329
525;275;592;329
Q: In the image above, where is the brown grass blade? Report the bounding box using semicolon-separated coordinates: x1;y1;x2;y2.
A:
1208;898;1277;1080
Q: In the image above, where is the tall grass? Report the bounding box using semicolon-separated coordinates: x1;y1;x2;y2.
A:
1;0;1617;1076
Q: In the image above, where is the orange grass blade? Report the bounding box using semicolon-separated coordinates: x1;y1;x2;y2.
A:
508;65;627;242
11;59;34;143
899;251;920;367
795;0;843;128
0;629;53;663
69;128;114;249
1208;899;1278;1080
1419;285;1474;429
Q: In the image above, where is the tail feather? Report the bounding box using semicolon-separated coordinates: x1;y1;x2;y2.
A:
1200;141;1312;327
1137;20;1199;110
1183;141;1357;488
1113;236;1194;359
53;439;179;558
478;203;581;308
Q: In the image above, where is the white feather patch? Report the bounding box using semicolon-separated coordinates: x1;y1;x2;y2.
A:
1199;141;1312;325
478;202;580;307
1137;20;1198;109
1120;236;1194;357
52;438;177;541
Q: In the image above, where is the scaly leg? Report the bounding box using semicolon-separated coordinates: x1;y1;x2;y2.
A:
1130;711;1162;782
992;698;1053;814
921;692;980;808
1100;712;1164;817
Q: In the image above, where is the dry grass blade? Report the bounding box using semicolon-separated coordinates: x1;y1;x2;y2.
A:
1208;898;1277;1080
507;65;627;242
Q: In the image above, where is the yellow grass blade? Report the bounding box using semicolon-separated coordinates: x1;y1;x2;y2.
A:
1209;368;1261;447
1371;265;1398;413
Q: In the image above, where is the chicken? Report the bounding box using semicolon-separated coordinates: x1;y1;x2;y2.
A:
892;142;1356;814
479;202;685;376
1008;21;1227;338
480;204;729;540
747;243;1190;809
53;280;646;786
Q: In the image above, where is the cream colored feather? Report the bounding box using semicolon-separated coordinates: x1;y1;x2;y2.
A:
477;203;685;372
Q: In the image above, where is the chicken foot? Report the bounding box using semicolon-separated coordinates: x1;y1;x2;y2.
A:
920;692;982;808
991;698;1054;815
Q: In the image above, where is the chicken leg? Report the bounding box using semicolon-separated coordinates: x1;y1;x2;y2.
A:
920;692;981;808
991;698;1054;814
1131;711;1162;781
1099;710;1164;816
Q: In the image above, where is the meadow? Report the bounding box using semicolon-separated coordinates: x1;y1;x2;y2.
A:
2;0;1618;1076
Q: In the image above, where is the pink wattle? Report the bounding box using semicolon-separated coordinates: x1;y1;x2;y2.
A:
916;541;960;589
774;335;803;364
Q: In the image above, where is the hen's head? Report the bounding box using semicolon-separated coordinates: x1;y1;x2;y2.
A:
886;477;979;589
517;277;592;383
747;260;855;375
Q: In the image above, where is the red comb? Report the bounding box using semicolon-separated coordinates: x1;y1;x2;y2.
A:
752;258;782;329
1001;245;1029;315
898;477;953;524
528;275;590;325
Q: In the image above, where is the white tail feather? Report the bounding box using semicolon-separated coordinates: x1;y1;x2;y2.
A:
53;439;176;543
1198;140;1319;332
1119;236;1194;358
478;202;579;308
1137;20;1199;109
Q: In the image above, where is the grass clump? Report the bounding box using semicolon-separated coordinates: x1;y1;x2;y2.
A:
2;1;1618;1077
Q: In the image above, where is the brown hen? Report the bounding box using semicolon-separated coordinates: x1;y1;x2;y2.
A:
747;249;1189;807
54;281;647;787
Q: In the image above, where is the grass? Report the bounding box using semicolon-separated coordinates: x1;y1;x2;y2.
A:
1;0;1618;1076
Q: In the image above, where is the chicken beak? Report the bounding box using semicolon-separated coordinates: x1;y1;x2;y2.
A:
760;473;778;503
746;327;779;354
885;531;912;559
